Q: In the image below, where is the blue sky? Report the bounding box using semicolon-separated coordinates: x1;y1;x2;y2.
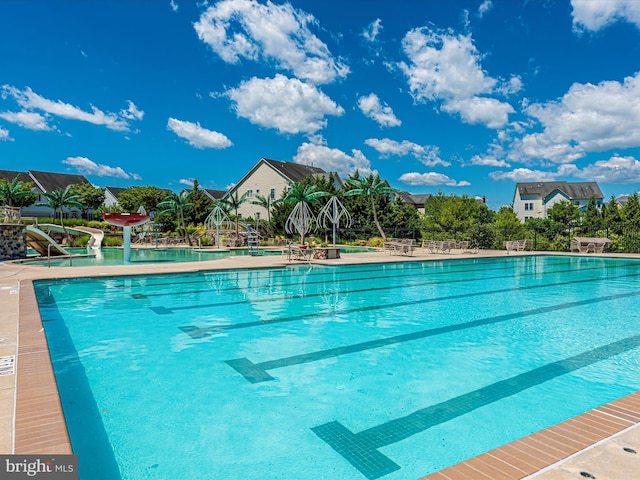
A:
2;0;640;210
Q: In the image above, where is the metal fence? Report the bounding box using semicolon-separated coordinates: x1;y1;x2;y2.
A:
331;222;640;254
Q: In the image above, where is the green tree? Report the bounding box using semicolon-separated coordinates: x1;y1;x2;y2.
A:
344;173;397;241
0;175;37;207
221;191;249;240
603;194;622;234
546;200;581;226
184;179;213;225
69;183;105;219
251;193;282;237
283;181;328;244
494;206;525;246
622;192;640;225
158;191;194;245
38;188;84;240
117;186;169;214
581;195;602;234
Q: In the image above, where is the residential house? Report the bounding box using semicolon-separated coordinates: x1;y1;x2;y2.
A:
0;169;90;218
513;181;604;222
224;158;341;220
104;186;128;208
395;192;431;215
203;189;227;202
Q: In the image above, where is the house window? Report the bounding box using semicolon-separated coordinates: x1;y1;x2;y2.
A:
524;203;533;211
246;189;253;198
270;188;276;200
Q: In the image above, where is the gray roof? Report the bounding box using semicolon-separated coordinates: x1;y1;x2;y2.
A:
516;181;603;201
204;189;227;200
262;158;326;182
397;192;430;206
105;186;128;198
27;170;90;192
0;170;32;184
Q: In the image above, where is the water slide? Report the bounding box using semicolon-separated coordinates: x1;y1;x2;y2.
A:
25;225;71;257
36;224;104;249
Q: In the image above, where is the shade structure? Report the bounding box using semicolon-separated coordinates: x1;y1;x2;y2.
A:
102;212;151;262
102;212;150;227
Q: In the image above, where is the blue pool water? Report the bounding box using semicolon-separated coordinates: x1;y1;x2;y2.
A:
34;255;640;479
23;246;375;267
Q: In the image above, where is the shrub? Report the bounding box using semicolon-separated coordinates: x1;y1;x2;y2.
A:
366;237;385;248
200;235;212;246
72;234;91;247
103;236;124;247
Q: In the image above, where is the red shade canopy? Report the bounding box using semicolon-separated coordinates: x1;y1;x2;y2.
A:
102;212;150;227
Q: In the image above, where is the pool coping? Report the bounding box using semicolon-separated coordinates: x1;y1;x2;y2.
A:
3;249;640;479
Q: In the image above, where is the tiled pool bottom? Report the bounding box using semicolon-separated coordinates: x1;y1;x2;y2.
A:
15;256;640;478
14;290;640;480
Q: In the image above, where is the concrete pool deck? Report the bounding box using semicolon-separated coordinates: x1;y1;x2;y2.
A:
1;247;640;479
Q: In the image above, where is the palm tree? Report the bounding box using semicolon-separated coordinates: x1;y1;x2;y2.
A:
0;175;37;207
283;181;328;244
222;191;249;241
251;193;282;237
38;188;84;242
158;191;194;245
344;174;397;241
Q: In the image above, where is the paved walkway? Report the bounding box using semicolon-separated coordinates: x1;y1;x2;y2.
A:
1;247;639;479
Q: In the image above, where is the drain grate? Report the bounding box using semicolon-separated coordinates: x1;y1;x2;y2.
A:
0;355;15;376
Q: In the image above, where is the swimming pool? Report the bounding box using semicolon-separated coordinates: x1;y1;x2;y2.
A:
22;246;375;266
34;255;640;479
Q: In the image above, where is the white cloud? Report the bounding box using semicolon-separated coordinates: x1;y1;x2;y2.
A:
442;97;514;129
362;18;383;42
398;172;470;186
516;72;640;163
120;101;144;121
478;0;493;18
571;0;640;31
398;26;517;129
0;110;52;131
470;154;510;167
179;178;194;186
358;93;401;127
1;85;141;132
62;156;133;179
167;118;233;149
226;74;344;135
489;167;562;182
575;154;640;184
365;138;449;167
293;141;372;177
0;126;11;141
194;0;349;84
169;0;178;12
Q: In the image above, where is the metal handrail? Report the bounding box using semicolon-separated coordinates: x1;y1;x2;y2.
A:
47;244;72;268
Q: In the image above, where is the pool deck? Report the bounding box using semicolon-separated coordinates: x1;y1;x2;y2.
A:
2;247;640;479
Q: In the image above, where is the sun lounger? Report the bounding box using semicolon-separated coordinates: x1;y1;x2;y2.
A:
505;239;531;254
571;237;610;253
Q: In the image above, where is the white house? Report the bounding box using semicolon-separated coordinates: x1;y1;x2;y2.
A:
513;181;604;222
0;169;90;219
224;158;341;220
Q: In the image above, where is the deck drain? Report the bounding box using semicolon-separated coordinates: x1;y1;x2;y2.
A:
580;472;596;479
623;447;637;454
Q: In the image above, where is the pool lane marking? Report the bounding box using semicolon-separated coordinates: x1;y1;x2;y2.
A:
310;332;640;480
180;268;640;338
169;259;633;319
135;256;575;299
224;289;640;383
